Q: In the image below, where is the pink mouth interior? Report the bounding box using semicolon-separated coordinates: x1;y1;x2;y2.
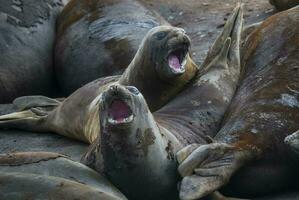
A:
108;100;132;122
168;54;181;70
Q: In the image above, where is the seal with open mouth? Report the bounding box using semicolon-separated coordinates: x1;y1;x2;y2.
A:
55;0;168;94
0;25;197;143
81;5;244;200
0;0;65;103
178;6;299;199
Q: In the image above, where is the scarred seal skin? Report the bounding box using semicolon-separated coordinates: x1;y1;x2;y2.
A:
177;6;299;200
270;0;299;10
81;5;243;200
0;152;127;200
55;0;168;94
0;25;198;143
0;0;65;103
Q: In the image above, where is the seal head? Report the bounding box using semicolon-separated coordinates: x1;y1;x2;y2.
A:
145;26;191;80
91;84;178;200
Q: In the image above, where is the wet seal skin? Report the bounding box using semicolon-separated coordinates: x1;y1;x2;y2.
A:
0;25;198;143
269;0;299;10
55;0;168;94
178;6;299;200
0;0;65;103
0;152;127;200
81;5;243;200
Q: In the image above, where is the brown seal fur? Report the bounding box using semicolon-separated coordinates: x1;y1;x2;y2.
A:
81;5;243;200
0;25;198;143
178;6;299;200
55;0;168;94
0;0;65;103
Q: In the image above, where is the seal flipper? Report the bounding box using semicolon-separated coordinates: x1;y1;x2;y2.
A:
200;3;243;71
0;109;48;132
13;95;61;111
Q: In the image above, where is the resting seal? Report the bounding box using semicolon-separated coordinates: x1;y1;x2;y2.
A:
178;6;299;199
0;152;126;200
269;0;299;10
0;0;65;103
0;25;198;143
81;5;243;200
55;0;168;94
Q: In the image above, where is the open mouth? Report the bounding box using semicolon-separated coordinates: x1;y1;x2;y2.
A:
167;47;188;74
107;99;134;125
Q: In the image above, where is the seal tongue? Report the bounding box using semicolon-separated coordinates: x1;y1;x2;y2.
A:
168;54;181;70
108;100;131;122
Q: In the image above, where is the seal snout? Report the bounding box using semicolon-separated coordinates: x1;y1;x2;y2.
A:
103;85;135;125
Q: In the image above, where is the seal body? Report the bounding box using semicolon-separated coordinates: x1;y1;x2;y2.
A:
218;6;299;197
55;0;167;94
177;6;299;200
0;0;64;103
0;152;127;200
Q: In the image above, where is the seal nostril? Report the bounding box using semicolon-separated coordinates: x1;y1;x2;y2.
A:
110;85;119;95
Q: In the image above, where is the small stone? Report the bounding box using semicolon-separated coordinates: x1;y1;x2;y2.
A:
168;16;174;20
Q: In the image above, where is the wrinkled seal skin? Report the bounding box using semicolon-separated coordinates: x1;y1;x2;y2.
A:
178;6;299;200
0;25;198;143
0;152;127;200
81;5;243;200
270;0;299;10
55;0;167;94
0;0;65;103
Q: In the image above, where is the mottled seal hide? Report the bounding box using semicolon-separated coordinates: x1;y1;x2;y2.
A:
55;0;167;94
0;0;65;103
81;5;243;200
178;6;299;200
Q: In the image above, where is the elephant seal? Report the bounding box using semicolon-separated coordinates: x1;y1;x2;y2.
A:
0;0;65;103
0;152;127;200
178;6;299;200
270;0;299;10
0;25;198;143
55;0;168;94
81;5;243;200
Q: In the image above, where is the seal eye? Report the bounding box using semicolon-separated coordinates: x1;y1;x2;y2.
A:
155;31;167;40
126;86;140;95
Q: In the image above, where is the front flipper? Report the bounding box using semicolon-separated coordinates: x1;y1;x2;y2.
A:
13;95;61;111
177;143;249;200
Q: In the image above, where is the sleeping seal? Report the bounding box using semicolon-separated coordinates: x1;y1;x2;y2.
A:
178;6;299;200
0;0;65;103
0;25;198;143
55;0;168;94
81;5;243;200
0;152;127;200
